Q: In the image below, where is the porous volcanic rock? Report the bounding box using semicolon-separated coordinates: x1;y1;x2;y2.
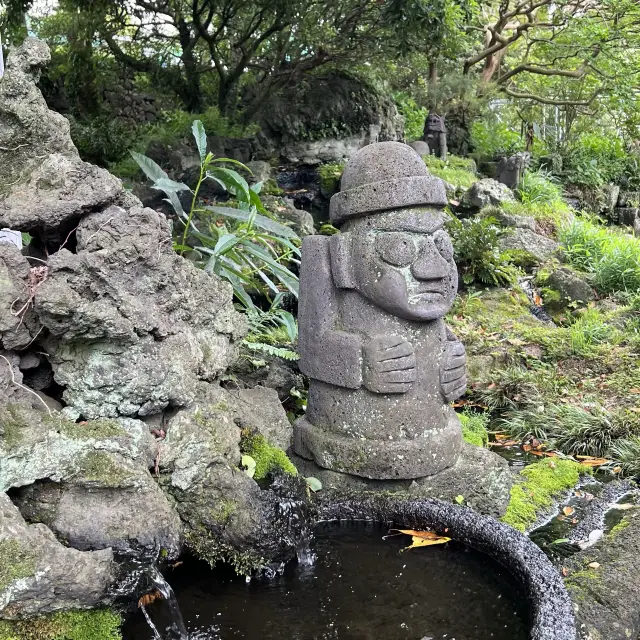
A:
35;204;245;419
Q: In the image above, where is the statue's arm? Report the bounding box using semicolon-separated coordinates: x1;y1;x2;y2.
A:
297;235;363;389
440;325;466;402
299;329;363;389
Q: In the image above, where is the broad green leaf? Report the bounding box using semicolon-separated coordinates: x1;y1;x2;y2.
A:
209;167;250;202
130;151;168;182
242;455;256;478
213;233;241;256
153;177;192;193
206;206;300;239
305;477;322;492
211;157;252;172
192;120;207;162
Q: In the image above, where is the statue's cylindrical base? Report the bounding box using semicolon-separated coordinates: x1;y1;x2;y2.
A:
293;409;462;480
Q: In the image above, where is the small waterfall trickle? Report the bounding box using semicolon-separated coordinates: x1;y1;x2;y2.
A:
275;496;317;568
140;605;163;640
142;566;189;640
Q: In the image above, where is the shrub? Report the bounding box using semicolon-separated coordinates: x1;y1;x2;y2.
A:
516;169;563;206
500;402;630;458
424;154;477;189
559;217;640;294
394;93;427;142
447;215;522;286
564;133;627;187
131;120;300;310
470;120;524;158
68;116;137;167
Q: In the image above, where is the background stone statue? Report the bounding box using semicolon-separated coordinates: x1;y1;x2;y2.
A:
293;142;466;480
422;111;448;160
496;151;531;189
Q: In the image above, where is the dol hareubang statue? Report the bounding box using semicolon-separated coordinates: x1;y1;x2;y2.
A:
293;142;466;480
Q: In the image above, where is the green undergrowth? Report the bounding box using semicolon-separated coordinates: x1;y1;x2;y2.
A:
560;216;640;294
0;610;121;640
459;410;489;447
450;285;640;468
240;431;297;480
424;154;477;190
502;459;588;532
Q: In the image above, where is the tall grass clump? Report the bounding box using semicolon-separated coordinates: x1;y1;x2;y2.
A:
559;217;640;294
517;169;563;206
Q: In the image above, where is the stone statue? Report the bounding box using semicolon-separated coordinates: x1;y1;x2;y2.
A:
496;151;531;189
422;111;447;160
293;142;466;480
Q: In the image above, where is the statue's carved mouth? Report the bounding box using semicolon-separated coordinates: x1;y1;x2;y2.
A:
414;279;445;294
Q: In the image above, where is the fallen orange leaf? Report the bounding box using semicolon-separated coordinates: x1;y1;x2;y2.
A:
385;529;452;551
138;590;163;608
563;506;575;516
578;458;611;467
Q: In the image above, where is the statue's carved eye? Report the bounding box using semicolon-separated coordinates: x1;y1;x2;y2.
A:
375;232;416;267
433;230;454;261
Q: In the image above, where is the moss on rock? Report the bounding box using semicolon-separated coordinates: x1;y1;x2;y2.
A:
45;416;126;440
0;609;121;640
0;539;37;591
240;431;297;481
502;458;587;532
74;451;134;487
317;162;344;195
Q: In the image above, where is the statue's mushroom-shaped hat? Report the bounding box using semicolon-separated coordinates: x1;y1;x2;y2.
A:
330;141;447;225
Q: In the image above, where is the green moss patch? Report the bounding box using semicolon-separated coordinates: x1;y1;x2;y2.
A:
0;609;121;640
46;417;126;440
502;458;587;532
240;431;297;480
318;162;344;195
0;540;37;591
74;452;134;487
0;405;33;449
459;410;489;447
183;523;265;576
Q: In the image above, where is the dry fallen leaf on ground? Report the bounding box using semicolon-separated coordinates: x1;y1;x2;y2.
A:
563;506;575;516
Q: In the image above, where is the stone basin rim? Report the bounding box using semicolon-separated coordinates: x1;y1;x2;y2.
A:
314;495;577;640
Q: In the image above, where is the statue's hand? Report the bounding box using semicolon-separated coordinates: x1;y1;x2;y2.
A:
363;335;416;394
441;339;466;402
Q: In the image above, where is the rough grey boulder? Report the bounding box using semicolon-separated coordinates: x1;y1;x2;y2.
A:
1;402;181;561
0;153;122;234
12;476;181;560
567;507;640;640
262;196;315;237
0;38;75;186
0;40;122;233
35;205;245;418
462;178;516;209
159;383;302;571
0;493;115;618
0;245;41;350
499;228;562;264
230;352;304;403
544;267;594;306
246;160;272;184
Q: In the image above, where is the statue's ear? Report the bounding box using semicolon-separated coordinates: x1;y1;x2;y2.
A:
329;233;355;289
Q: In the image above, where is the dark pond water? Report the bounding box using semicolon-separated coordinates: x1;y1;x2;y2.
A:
123;521;529;640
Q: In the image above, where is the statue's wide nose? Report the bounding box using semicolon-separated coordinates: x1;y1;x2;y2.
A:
411;238;449;280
